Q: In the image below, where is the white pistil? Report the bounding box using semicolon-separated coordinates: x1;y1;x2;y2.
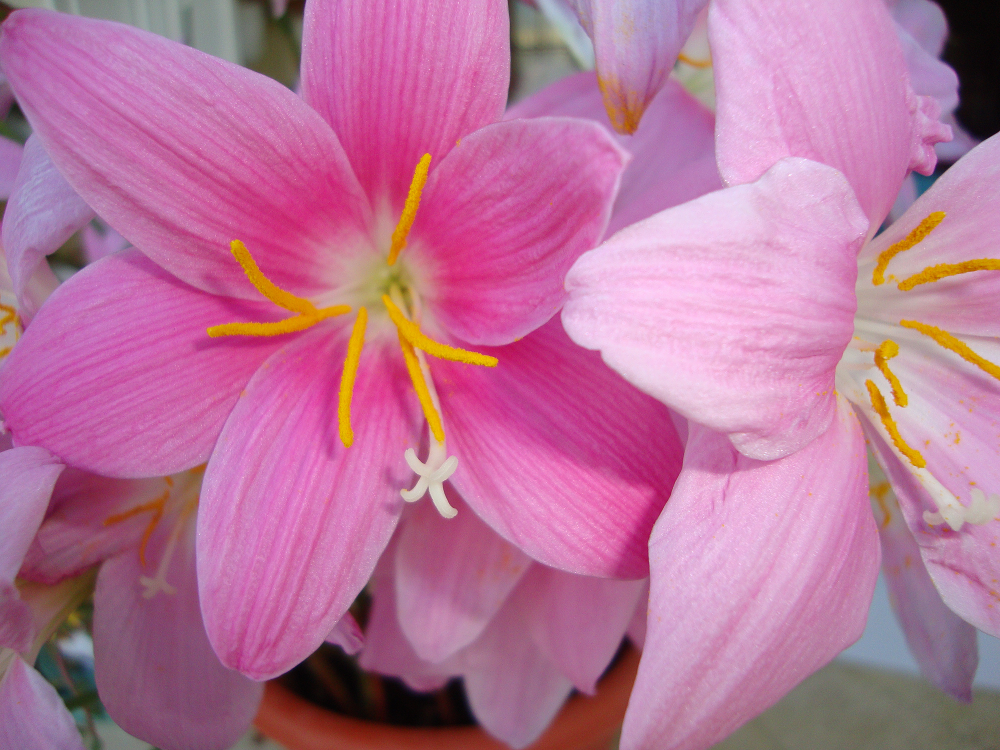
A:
923;486;1000;530
138;494;197;599
401;442;458;518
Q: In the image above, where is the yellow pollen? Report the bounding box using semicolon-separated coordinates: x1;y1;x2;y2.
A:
398;332;445;443
866;380;926;468
897;258;1000;291
874;340;908;407
104;489;169;568
872;211;946;285
382;295;498;367
900;319;1000;383
337;307;368;448
677;52;712;68
0;302;18;334
207;241;350;337
388;154;432;266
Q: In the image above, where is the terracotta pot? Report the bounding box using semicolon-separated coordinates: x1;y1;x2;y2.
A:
254;646;640;750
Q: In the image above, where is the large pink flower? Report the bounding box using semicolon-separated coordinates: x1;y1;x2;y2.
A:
0;2;682;681
560;0;987;747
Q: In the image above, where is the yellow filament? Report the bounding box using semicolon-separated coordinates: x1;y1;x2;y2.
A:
874;340;908;407
900;319;1000;383
388;154;432;266
382;295;497;367
104;490;169;568
870;482;893;529
0;302;18;334
337;308;368;447
897;258;1000;291
866;380;926;468
398;332;445;442
208;240;350;337
872;211;946;285
677;52;712;68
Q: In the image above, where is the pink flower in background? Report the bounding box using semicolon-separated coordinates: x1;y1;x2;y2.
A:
0;0;682;684
560;0;996;746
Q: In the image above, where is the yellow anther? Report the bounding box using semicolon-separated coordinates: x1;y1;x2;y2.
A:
870;482;892;529
900;319;1000;383
866;380;926;468
897;258;1000;291
338;307;368;448
677;52;712;68
872;211;945;285
208;240;350;338
398;332;445;443
382;295;497;367
388;154;432;266
0;302;18;335
874;340;908;407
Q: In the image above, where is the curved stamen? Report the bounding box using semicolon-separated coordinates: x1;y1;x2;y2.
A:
207;240;351;337
898;258;1000;291
900;319;1000;383
338;308;368;447
872;211;945;285
382;294;498;367
873;340;908;407
388;154;432;266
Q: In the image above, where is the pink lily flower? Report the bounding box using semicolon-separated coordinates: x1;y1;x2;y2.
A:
555;0;709;133
0;1;681;682
560;0;990;746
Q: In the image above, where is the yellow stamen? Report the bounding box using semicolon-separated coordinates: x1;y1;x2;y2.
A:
866;380;926;468
382;295;497;367
873;340;908;407
338;307;368;448
104;490;169;569
897;258;1000;291
388;154;432;266
207;240;350;337
677;52;712;68
870;482;892;529
872;211;945;285
398;332;445;442
0;347;10;358
0;302;18;334
900;319;1000;383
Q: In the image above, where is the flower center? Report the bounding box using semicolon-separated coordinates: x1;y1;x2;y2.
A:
205;156;498;517
838;210;1000;531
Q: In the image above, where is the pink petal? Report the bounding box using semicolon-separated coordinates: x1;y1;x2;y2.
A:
710;0;950;227
873;477;978;701
325;612;364;655
395;493;530;663
22;470;169;584
0;583;32;652
864;418;1000;639
892;0;948;56
568;0;708;134
621;402;879;750
0;446;64;583
80;222;129;265
525;565;646;694
435;317;682;579
358;540;454;692
0;251;285;477
94;521;262;749
2;135;94;323
460;579;573;749
1;9;372;299
625;582;649;650
0;657;84;750
859;133;1000;338
300;0;509;210
413;116;626;346
896;22;958;117
198;329;420;680
0;135;23;200
506;72;721;237
564;157;866;461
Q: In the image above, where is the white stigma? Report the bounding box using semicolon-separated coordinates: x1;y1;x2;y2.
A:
401;441;458;518
924;487;1000;530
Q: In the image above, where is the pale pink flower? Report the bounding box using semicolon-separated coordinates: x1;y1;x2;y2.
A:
561;0;984;747
0;1;680;683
